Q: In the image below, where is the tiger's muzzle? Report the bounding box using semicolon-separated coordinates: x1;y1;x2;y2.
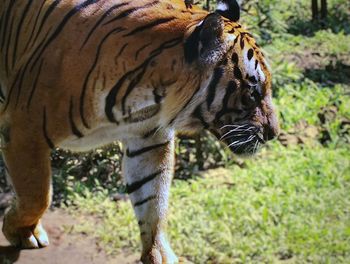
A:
219;124;263;155
218;117;278;156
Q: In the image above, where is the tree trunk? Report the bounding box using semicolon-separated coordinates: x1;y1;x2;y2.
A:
321;0;327;19
312;0;319;21
206;0;210;11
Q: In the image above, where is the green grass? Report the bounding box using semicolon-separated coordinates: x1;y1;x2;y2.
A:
269;31;350;55
68;143;350;263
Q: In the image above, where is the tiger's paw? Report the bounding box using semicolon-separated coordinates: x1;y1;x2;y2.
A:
2;218;49;249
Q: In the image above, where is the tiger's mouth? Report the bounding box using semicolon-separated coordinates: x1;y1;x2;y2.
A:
219;124;265;156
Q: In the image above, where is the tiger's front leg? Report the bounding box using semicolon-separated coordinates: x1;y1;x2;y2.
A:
123;129;177;264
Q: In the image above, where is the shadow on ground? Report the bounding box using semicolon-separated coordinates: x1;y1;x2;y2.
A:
304;60;350;85
0;246;20;264
288;11;350;37
0;210;139;264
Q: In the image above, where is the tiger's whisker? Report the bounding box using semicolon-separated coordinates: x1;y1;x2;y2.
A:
228;135;255;148
220;125;258;140
220;129;252;140
221;132;255;141
219;124;250;130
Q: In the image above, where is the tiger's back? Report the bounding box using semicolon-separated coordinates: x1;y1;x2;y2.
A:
0;0;206;150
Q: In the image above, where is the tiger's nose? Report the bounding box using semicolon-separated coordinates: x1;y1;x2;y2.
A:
262;110;279;141
263;118;279;141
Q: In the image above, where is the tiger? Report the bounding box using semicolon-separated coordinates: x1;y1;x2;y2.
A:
0;0;279;263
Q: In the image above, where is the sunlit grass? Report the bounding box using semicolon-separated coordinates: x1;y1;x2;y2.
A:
68;142;350;263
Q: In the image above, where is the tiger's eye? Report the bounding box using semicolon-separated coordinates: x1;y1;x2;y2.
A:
252;89;262;101
242;92;255;109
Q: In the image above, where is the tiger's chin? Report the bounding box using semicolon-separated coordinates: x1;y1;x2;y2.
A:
226;137;263;156
218;124;266;157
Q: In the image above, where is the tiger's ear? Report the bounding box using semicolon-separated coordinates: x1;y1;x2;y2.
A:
184;13;225;65
216;0;240;22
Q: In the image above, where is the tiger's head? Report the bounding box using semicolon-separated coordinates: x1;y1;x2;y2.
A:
183;0;279;155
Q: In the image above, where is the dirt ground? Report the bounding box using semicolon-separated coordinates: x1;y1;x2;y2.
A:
0;210;140;264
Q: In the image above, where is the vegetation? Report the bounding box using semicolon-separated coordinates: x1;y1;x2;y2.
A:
69;144;350;263
1;0;349;263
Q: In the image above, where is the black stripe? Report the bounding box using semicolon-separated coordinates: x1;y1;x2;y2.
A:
241;32;254;38
234;66;242;80
3;68;21;111
135;43;151;60
126;142;169;158
193;105;209;129
105;38;181;123
1;0;16;50
27;59;44;109
233;34;239;47
30;0;99;72
215;81;237;119
215;0;240;22
0;13;3;44
153;88;163;104
81;2;129;49
240;37;245;49
168;83;201;126
80;27;125;128
121;66;148;115
123;17;175;37
247;48;254;61
0;83;5;102
206;67;224;109
34;0;62;40
134;195;157;207
23;0;47;52
4;16;15;75
14;65;27;107
0;3;5;31
0;125;10;144
29;0;62;51
69;97;84;138
12;1;33;68
248;76;257;83
149;38;182;57
123;105;160;123
118;43;128;57
143;127;159;138
184;21;202;64
43;107;54;149
126;38;182;118
103;1;159;26
105;73;129;123
126;171;161;194
5;29;50;111
232;52;239;64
